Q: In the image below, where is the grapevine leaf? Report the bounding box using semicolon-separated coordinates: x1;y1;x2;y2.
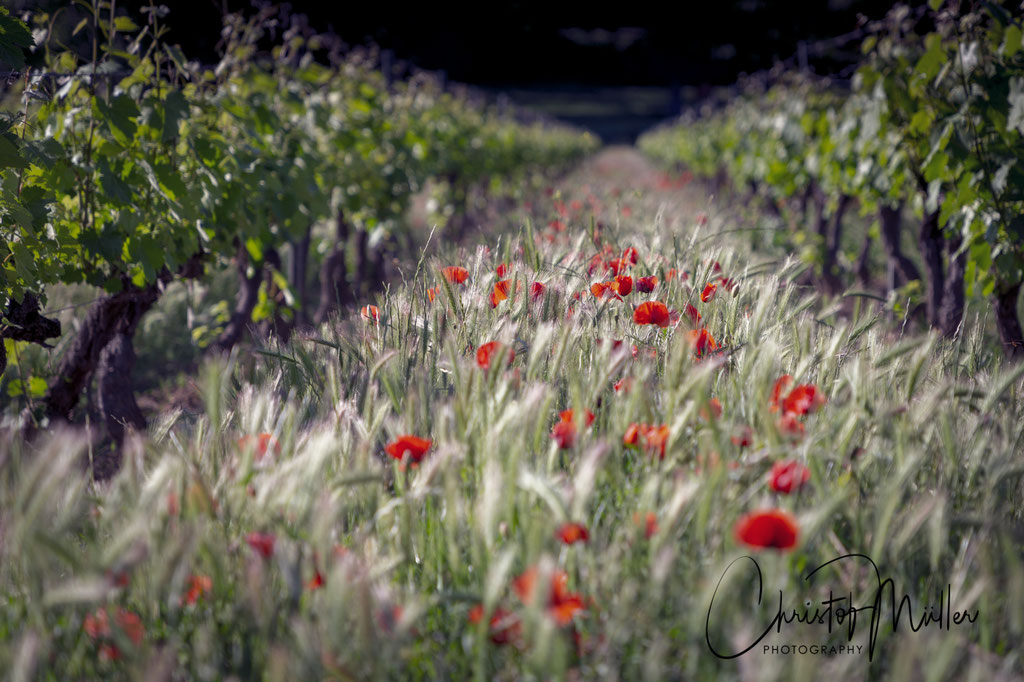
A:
0;136;28;169
0;8;33;70
161;89;189;142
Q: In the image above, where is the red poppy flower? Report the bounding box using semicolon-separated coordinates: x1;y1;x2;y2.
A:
606;257;629;276
549;219;566;232
237;433;281;461
556;522;590;545
98;643;122;662
530;281;546;301
469;604;522;646
596;338;625;351
442;266;469;284
731;425;754;448
769;375;793;412
496;263;511;277
591;281;615;298
377;605;405;634
622;247;639;264
614;377;632;393
623;422;641;447
665;268;678;281
769;460;811;494
636;275;658;293
684;303;701;326
87;607;143;660
622;205;633;217
701;283;717;303
84;608;111;639
183;574;213;605
777;413;806;438
490;280;512;308
634;301;671;327
551;420;576;448
476;341;514;369
644;424;670;458
623;423;669;458
385;435;433;463
712;261;723;274
107;569;130;588
700;398;723;420
719;276;738;293
687;328;719;358
696;212;708;226
307;570;325;590
551;409;594;449
570;199;583;212
360;305;379;323
613;275;633;296
114;608;144;646
781;384;827;416
513;568;585;626
734;509;800;551
559;408;595;426
427;286;440;303
645;512;658;538
633;511;659;538
246;532;276;559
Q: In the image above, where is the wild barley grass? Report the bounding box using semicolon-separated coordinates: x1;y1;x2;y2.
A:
2;158;1023;680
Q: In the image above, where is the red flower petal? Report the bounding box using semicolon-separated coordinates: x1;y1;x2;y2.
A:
555;522;590;545
734;509;800;551
701;283;717;303
634;301;670;327
385;435;433;463
769;460;811;494
246;532;276;559
442;266;469;284
636;275;658;293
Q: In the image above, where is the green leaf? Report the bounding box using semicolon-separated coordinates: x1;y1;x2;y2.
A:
244;238;263;263
1004;24;1023;57
928;0;943;10
97;158;132;205
0;135;28;169
20;138;64;168
153;163;187;201
10;240;36;285
113;16;138;32
161;89;189;142
27;375;46;398
0;8;34;70
94;94;140;146
2;188;33;230
914;33;946;83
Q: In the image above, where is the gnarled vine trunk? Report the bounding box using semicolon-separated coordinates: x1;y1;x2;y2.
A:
289;227;312;327
92;291;153;480
0;294;61;376
855;234;873;284
918;209;945;329
813;188;843;294
878;204;921;288
994;282;1024;360
315;209;351;324
213;244;262;351
43;284;160;426
939;233;966;338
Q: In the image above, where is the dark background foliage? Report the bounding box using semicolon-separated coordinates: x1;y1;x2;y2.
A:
8;0;919;141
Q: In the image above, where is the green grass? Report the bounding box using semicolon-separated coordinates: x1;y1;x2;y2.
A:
1;152;1023;680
